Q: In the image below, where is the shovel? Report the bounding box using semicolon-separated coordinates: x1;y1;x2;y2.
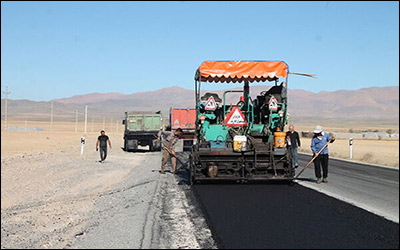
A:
154;135;188;170
294;140;330;179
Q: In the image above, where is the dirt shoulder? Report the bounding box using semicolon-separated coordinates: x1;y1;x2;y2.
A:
1;135;215;248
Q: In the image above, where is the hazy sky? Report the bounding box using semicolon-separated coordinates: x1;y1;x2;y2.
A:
1;1;399;101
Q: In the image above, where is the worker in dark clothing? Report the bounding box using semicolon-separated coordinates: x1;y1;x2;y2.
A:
286;124;301;168
96;130;112;163
311;125;335;184
157;128;183;174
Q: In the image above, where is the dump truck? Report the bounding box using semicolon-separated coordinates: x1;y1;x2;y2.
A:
122;111;162;151
190;61;296;184
169;107;197;151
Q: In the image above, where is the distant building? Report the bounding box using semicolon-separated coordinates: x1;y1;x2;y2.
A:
332;132;363;139
389;133;399;138
362;132;390;138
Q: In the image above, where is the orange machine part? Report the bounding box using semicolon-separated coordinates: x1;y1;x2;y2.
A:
196;61;288;83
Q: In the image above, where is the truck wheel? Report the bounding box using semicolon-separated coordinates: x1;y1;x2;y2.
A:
152;139;161;151
124;140;128;152
132;140;138;151
149;143;154;152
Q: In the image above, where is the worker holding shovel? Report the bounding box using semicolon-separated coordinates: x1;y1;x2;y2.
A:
311;125;335;184
157;128;183;174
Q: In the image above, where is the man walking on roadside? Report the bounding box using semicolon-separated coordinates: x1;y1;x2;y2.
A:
157;128;183;174
96;130;112;163
311;125;335;184
286;124;301;168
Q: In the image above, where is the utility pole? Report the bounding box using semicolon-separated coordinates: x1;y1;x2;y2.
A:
75;110;79;133
84;105;88;134
3;86;10;131
102;116;105;130
91;116;94;133
50;101;54;132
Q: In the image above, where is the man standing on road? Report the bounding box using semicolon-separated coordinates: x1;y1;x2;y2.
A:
157;128;183;174
311;125;335;184
96;130;112;163
286;124;301;168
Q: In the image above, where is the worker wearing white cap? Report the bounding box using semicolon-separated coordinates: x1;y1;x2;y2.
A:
311;125;335;184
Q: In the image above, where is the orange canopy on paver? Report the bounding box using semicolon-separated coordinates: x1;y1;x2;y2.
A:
195;61;288;83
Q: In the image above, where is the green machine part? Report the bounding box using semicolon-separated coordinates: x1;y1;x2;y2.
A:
203;124;228;141
199;113;228;142
268;103;287;131
269;113;280;130
250;124;265;134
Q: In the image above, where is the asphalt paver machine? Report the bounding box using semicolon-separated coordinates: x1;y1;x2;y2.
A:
190;61;295;183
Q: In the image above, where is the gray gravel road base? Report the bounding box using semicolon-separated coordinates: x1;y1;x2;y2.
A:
1;139;215;249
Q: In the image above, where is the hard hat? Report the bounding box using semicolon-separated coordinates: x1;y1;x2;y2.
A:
313;125;323;134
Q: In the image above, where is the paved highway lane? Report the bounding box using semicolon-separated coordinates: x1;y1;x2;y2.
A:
193;184;399;249
295;153;399;223
191;154;399;249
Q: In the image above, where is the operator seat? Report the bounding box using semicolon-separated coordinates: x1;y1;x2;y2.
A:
200;93;222;103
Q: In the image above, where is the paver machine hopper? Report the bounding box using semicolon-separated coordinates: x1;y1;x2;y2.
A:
190;61;295;184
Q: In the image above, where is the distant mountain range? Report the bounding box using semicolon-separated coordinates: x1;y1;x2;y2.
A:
1;86;399;123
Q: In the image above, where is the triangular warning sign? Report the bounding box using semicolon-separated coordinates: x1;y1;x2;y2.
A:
174;119;179;125
204;96;217;111
225;107;248;127
268;96;278;111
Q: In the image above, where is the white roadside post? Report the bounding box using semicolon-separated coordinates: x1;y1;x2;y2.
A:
349;138;353;159
81;136;85;156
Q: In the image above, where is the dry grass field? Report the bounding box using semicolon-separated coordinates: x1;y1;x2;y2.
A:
298;138;399;168
285;122;399;167
290;122;399;134
1;120;399;167
1;120;123;157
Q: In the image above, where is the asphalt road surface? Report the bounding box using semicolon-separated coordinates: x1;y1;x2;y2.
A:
191;154;399;249
193;184;398;249
296;153;399;223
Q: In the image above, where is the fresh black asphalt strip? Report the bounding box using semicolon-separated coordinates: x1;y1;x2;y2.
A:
192;183;399;249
